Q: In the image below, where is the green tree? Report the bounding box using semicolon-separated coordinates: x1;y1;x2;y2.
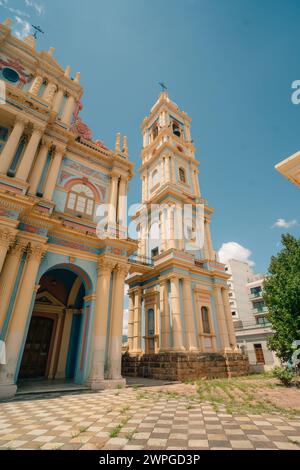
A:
263;234;300;362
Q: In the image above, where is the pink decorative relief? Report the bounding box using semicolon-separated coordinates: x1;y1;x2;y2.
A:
71;100;108;149
0;56;32;84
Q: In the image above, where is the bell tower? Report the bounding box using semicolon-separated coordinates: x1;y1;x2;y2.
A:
125;91;240;369
137;91;214;261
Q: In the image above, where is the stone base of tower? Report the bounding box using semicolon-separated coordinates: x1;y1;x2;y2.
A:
122;352;249;381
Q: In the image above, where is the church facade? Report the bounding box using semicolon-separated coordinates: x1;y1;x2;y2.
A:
123;92;248;380
0;19;138;398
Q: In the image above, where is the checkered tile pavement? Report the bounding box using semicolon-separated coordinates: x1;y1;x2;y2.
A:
0;386;299;450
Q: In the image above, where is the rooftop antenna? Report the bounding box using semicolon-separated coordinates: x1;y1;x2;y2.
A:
31;24;44;39
158;82;167;92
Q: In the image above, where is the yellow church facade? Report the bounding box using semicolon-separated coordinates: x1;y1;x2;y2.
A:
0;18;137;398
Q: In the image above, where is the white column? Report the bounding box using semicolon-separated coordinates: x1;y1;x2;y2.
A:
108;174;119;230
0;244;45;398
28;138;52;195
214;286;230;351
170;277;185;350
182;278;198;351
0;116;27;174
43;144;65;200
0;239;26;334
52;88;64;114
88;259;115;389
29;75;43;96
61;94;76;126
15;124;43;181
132;288;142;353
108;264;128;380
43;82;57;104
118;177;127;230
160;281;170;350
127;292;134;352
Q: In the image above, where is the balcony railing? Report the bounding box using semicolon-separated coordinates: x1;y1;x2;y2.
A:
252;306;268;314
128;254;154;267
249;291;263;299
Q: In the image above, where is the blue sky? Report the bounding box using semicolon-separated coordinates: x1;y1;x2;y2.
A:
2;0;300;273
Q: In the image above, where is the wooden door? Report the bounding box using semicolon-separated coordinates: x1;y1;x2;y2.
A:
19;316;54;379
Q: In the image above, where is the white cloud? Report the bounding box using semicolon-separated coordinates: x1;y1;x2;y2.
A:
8;7;30;17
218;241;255;267
123;308;128;336
14;16;31;39
25;0;45;16
272;218;297;229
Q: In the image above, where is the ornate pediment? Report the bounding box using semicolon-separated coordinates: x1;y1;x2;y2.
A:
35;291;65;308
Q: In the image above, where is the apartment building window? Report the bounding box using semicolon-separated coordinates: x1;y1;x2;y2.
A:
251;286;262;297
254;343;265;364
253;300;265;312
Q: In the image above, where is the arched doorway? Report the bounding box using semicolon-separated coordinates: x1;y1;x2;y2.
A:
18;266;90;385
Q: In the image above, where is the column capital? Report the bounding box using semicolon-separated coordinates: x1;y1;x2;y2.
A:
0;229;15;248
41;136;52;149
54;143;66;155
32;123;45;135
27;243;46;261
115;262;129;278
97;258;116;276
9;238;27;258
15;115;28;126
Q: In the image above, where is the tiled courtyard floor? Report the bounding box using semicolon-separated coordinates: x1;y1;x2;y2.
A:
0;381;300;450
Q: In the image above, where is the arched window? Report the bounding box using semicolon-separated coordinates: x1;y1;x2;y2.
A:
179;167;186;183
201;306;211;334
151;122;159;142
172;120;181;138
65;182;95;218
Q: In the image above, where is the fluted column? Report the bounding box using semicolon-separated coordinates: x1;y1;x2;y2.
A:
0;239;26;335
88;259;115;389
29;75;43;96
204;219;214;260
28;138;52;195
52;88;64;113
0;243;45;398
170;277;185;350
15;124;43;181
132;288;142;353
166;156;171;181
108;173;118;230
43;82;57;104
118;177;127;229
160;281;170;350
127;292;134;352
0;116;27;174
108;263;128;379
221;287;237;350
182;278;198;351
43;144;65;200
214;286;230;351
160;208;166;251
0;229;14;275
61;94;75;126
168;206;176;249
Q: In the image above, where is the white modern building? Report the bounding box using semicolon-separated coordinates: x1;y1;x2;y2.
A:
225;260;280;372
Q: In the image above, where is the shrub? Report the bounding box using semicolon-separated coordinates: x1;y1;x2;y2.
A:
272;366;294;387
